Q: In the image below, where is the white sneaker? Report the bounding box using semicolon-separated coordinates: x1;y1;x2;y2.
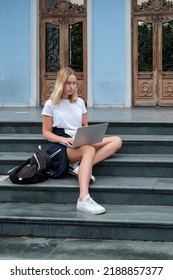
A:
77;194;105;214
69;163;96;183
69;161;80;170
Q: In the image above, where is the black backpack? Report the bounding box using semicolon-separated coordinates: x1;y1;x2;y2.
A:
7;149;52;184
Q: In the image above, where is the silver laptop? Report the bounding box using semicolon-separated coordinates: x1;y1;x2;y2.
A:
62;123;108;148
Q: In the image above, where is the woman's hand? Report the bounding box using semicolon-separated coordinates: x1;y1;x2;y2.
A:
59;137;74;146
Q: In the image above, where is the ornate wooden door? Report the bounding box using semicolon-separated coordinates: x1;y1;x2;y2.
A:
39;0;87;105
132;0;173;106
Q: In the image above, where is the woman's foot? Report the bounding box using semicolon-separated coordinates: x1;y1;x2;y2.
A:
77;194;105;214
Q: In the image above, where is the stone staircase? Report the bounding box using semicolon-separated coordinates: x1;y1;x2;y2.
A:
0;121;173;241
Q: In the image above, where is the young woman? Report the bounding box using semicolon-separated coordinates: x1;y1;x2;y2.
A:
42;67;122;215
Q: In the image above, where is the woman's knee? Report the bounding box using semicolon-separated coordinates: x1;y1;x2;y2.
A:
80;145;96;157
67;145;95;162
112;136;122;150
74;145;95;164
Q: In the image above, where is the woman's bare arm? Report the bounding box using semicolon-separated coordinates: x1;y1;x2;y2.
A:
42;115;73;145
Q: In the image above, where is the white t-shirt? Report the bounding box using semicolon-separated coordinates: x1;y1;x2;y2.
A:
41;98;87;131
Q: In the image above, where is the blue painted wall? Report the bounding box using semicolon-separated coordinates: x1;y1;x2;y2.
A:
0;0;30;105
92;0;125;105
0;0;126;106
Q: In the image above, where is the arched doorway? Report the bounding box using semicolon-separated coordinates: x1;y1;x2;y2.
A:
132;0;173;106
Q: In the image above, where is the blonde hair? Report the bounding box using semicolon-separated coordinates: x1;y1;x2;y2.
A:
50;67;78;104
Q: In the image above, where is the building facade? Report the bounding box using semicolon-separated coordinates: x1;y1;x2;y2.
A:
0;0;173;107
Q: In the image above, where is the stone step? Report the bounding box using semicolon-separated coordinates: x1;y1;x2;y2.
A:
1;122;173;135
0;176;173;206
120;135;173;154
0;134;47;152
1;134;173;153
108;122;173;135
0;202;172;241
94;153;173;177
1;152;173;177
0;122;42;134
1;236;173;260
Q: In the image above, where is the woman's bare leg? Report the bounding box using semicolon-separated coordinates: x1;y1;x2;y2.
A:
92;136;122;165
66;137;122;215
67;136;122;199
67;145;96;199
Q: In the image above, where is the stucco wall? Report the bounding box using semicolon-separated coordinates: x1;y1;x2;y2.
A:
92;0;125;106
0;0;30;105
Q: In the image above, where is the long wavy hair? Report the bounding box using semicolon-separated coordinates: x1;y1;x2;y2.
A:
50;67;78;104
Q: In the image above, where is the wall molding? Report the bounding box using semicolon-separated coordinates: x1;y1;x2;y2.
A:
30;0;39;106
87;0;93;107
124;0;132;107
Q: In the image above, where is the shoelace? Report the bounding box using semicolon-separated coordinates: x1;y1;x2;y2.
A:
86;196;98;207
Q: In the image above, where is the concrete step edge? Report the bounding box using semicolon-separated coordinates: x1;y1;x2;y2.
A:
0;203;172;227
1;134;173;142
1;152;173;162
0;176;173;192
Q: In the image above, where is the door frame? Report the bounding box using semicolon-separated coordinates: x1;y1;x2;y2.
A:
39;0;87;106
132;0;173;106
29;0;93;107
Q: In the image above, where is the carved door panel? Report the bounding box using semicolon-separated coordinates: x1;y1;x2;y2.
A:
132;0;173;106
39;0;87;105
159;20;173;105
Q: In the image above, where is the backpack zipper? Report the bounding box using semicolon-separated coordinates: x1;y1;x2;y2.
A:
34;153;40;170
50;149;61;159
